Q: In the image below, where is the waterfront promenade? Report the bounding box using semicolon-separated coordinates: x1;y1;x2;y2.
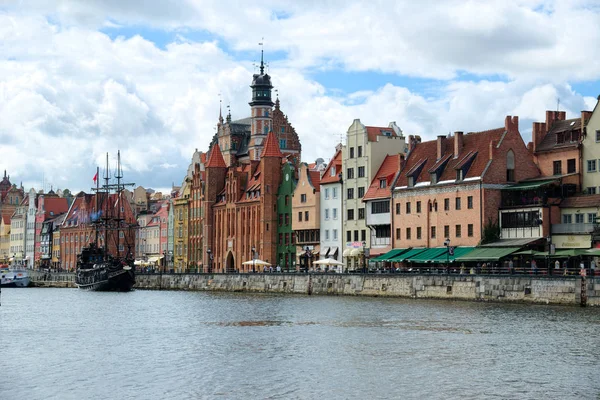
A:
28;270;600;306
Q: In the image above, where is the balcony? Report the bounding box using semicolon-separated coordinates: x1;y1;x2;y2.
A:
551;223;598;234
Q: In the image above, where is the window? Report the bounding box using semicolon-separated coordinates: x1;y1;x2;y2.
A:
332;187;338;198
325;188;330;199
501;211;541;228
431;226;436;239
356;146;362;157
333;208;338;219
304;211;309;221
347;209;354;220
588;213;597;224
396;228;401;240
589;187;597;195
562;214;572;224
455;197;461;210
361;230;366;241
406;227;411;240
468;224;473;237
358;208;365;219
596;130;600;142
281;126;285;133
416;201;421;213
396;203;401;215
285;196;289;206
553;160;562;175
575;213;584;224
325;209;330;220
347;168;354;179
279;139;287;149
506;150;515;182
358;166;365;178
279;214;283;225
408;176;414;187
301;194;307;203
298;212;302;222
285;214;289;225
455;224;461;238
444;198;449;211
347;188;354;200
333;229;338;240
358;187;365;198
325;230;330;240
467;196;473;209
406;202;411;214
372;201;390;214
567;159;576;174
444;225;450;238
589;160;598;172
350;147;355;158
347;231;351;241
354;230;359;241
416;227;422;239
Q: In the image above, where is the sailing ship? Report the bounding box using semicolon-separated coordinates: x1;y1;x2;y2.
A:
75;151;136;291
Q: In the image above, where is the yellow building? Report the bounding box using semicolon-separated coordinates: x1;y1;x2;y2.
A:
173;180;190;273
52;225;61;270
583;98;600;194
0;215;10;264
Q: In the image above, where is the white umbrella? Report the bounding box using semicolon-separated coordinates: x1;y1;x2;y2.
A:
242;259;271;266
313;257;344;266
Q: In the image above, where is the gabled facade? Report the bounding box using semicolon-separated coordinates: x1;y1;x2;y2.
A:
173;181;190;272
320;146;343;263
342;120;407;269
0;215;10;263
292;162;321;271
363;154;402;257
189;154;205;271
582;97;600;194
167;197;175;271
0;171;24;222
34;193;68;268
10;197;27;266
392;116;539;250
40;213;66;270
276;162;296;271
25;189;38;268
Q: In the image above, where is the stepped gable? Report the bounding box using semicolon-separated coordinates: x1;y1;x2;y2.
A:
396;127;505;187
363;154;400;201
261;130;283;158
206;143;227;168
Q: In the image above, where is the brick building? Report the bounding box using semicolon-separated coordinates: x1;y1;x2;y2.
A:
392;116;540;251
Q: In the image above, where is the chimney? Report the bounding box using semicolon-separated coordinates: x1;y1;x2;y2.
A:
505;115;519;132
398;153;406;172
582;110;593;129
454;131;463;158
415;135;422;143
558;111;566;121
408;135;418;153
489;140;497;160
532;122;546;152
436;135;446;160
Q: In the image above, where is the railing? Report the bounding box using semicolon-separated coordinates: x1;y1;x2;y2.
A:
551;223;598;234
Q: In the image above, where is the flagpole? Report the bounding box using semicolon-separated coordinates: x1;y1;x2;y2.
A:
95;166;99;246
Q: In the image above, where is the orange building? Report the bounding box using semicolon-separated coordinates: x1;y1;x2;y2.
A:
292;163;321;271
392;116;540;250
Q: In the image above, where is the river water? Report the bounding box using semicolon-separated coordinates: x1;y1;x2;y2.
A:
0;288;599;400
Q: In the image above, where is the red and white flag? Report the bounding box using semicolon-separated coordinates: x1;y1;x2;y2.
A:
93;171;98;183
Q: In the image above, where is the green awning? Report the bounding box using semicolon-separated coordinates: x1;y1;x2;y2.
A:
536;249;594;258
455;247;521;262
371;248;408;262
502;179;558;191
389;248;427;262
429;247;476;264
407;247;448;263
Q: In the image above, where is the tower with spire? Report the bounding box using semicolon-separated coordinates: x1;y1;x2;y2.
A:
248;47;274;161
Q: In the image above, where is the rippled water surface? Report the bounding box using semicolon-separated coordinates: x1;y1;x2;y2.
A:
1;288;599;399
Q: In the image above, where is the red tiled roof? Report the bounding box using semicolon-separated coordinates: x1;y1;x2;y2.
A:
308;170;321;192
261;130;283;158
395;128;505;187
560;194;600;208
43;197;68;218
364;154;400;201
206;143;227;168
2;215;10;225
366;126;397;142
320;149;342;184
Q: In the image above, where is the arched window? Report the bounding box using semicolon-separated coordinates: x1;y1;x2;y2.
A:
506;150;515;182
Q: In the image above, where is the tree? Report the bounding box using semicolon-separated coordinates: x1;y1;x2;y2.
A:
480;217;500;245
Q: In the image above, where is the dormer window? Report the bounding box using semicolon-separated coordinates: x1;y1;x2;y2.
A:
430;172;438;184
556;132;564;144
456;169;463;181
330;167;336;176
379;179;387;189
408;176;414;187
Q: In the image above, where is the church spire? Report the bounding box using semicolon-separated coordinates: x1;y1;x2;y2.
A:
259;40;264;74
218;95;223;124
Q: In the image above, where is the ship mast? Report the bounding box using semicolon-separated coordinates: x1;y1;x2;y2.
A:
115;151;123;257
94;166;99;246
104;153;110;259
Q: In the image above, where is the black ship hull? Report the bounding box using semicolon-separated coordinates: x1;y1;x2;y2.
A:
76;265;135;292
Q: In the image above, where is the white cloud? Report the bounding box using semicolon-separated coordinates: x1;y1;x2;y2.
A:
0;2;598;192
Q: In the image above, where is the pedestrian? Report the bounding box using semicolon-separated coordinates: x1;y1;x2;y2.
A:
476;262;481;274
531;259;537;275
508;259;514;275
269;265;273;273
459;263;465;275
591;259;596;276
276;264;281;273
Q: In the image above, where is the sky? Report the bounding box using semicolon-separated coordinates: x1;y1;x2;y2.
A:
0;0;599;194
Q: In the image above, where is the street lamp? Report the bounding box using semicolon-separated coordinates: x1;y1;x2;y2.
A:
162;250;167;273
207;248;213;274
361;241;367;273
251;245;256;273
444;238;451;274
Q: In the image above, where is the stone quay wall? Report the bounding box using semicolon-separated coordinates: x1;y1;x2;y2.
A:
135;273;600;307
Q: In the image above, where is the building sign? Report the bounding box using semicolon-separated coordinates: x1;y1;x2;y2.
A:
346;242;364;248
552;235;591;249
